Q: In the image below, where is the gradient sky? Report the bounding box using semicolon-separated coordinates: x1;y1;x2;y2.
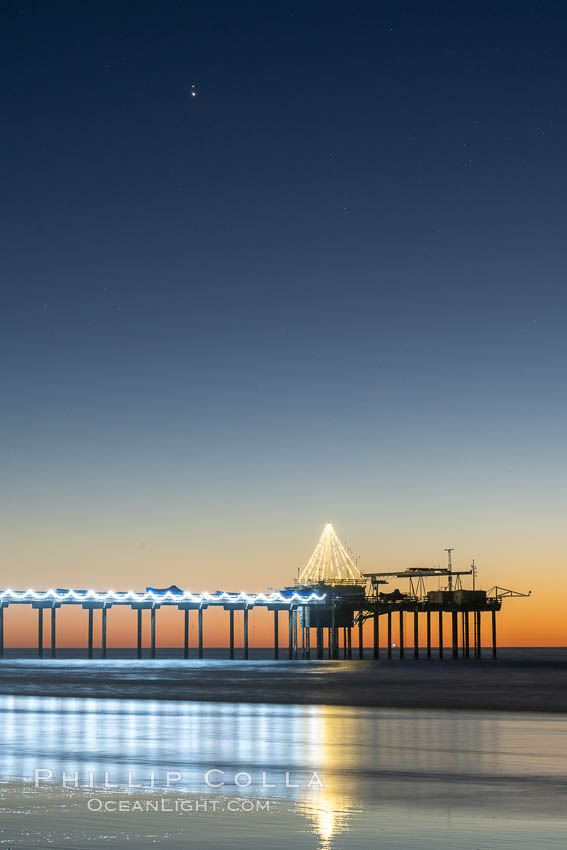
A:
1;1;566;646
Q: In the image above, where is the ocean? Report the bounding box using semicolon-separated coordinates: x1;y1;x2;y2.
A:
0;653;566;847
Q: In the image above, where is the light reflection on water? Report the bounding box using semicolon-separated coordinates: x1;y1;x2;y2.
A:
1;693;567;848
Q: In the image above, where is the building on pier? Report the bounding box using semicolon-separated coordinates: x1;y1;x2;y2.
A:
286;523;530;661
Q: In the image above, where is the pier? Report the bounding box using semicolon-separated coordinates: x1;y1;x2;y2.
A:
0;582;526;661
0;524;529;660
0;589;326;660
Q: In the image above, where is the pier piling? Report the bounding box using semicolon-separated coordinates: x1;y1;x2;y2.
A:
229;609;235;659
38;608;44;659
451;611;458;659
472;611;476;657
414;610;419;659
373;613;379;660
426;611;431;658
399;611;404;659
51;607;56;659
101;608;107;659
273;610;279;660
150;607;156;659
243;609;249;660
137;609;142;659
387;611;392;659
198;608;203;659
331;607;339;659
184;610;189;659
88;608;94;659
316;626;323;659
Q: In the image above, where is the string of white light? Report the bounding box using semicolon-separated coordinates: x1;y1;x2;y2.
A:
298;523;363;584
0;589;326;606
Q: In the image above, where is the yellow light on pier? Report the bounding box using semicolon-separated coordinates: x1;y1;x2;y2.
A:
298;522;363;584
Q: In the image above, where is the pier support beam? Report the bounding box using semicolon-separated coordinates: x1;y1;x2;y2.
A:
477;612;482;658
399;611;404;659
464;611;470;658
373;613;379;660
243;609;249;660
88;609;94;660
331;607;339;660
184;610;189;659
137;609;143;659
473;611;478;657
288;610;293;660
293;610;298;660
150;607;156;659
305;608;310;660
51;607;57;659
316;626;323;659
358;615;364;660
327;627;332;659
413;610;419;660
451;611;458;659
0;607;4;659
347;626;352;659
101;608;107;659
198;608;203;659
426;611;431;659
492;610;497;659
438;612;444;659
38;608;44;658
273;610;279;660
229;610;235;660
343;628;347;659
387;611;392;659
472;611;476;657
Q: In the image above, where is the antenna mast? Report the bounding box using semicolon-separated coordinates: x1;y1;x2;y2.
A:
445;548;453;590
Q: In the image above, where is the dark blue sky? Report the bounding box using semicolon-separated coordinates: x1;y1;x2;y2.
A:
2;1;566;589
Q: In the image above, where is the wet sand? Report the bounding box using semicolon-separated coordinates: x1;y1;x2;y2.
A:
0;652;566;712
3;697;567;848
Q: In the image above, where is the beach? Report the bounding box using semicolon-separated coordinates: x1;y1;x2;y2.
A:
1;692;567;848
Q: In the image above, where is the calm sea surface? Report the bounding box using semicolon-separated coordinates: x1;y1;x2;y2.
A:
0;662;566;849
